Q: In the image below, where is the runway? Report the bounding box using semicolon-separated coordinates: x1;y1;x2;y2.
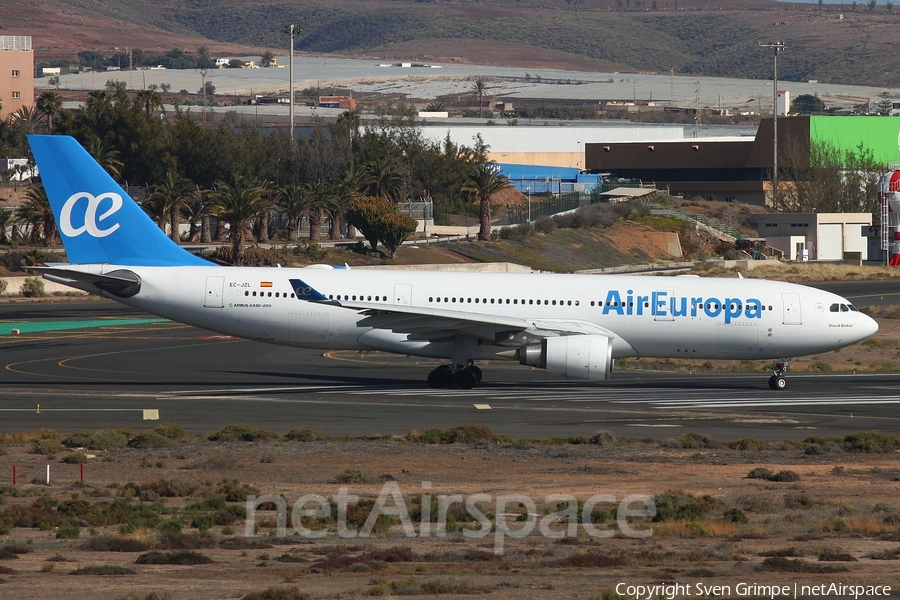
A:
2;297;899;441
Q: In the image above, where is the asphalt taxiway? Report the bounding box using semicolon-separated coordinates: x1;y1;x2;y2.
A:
1;296;899;441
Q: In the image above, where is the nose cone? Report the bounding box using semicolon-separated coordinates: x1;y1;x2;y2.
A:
858;312;880;341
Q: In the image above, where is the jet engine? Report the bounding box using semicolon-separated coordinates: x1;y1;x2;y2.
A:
518;335;613;380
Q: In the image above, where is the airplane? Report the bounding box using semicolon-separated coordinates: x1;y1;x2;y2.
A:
27;134;879;391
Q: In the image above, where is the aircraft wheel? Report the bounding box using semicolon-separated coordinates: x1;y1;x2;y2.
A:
428;366;453;388
456;369;478;390
768;375;787;391
468;365;483;383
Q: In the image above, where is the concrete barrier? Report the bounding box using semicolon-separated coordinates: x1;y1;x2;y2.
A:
0;276;88;297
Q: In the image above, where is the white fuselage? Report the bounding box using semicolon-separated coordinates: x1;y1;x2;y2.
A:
95;265;877;362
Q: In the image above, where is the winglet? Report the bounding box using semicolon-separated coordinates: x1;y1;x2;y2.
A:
289;278;330;302
27;135;213;267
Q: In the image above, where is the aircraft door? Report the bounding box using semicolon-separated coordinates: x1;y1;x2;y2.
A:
394;283;412;306
204;276;225;308
782;293;802;325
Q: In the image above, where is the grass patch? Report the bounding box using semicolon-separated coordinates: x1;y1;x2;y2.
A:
208;424;280;442
414;425;495;444
285;426;327;442
62;429;130;451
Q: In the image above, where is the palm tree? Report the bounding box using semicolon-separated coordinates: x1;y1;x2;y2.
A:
15;184;57;246
36;91;63;132
472;78;488;118
180;188;209;243
336;161;369;239
364;157;404;202
148;172;194;243
209;176;269;265
303;181;333;242
136;89;163;116
86;137;124;181
277;183;309;242
0;207;13;244
7;106;47;149
461;162;512;242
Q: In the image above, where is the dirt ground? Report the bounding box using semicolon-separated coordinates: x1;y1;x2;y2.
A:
1;434;899;600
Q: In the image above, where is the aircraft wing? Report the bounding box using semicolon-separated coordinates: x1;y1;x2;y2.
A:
289;278;618;344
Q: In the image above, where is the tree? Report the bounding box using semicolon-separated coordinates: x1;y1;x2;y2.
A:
148;171;195;243
303;181;333;242
364;157;404;202
874;92;894;116
277;184;309;242
85;137;124;181
15;184;57;246
472;78;488;118
209;176;269;265
137;89;163;116
346;196;416;257
790;94;826;115
261;50;276;67
0;208;11;244
377;211;418;258
461;162;512;241
36;91;63;132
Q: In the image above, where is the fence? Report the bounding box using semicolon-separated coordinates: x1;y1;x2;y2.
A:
499;192;583;226
648;206;747;241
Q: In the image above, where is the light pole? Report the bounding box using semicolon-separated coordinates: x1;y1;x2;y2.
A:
287;24;298;143
760;41;785;209
526;186;531;223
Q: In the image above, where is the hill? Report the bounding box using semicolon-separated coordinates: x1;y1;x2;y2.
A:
9;0;900;86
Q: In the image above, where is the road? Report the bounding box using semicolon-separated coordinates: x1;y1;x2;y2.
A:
1;287;898;441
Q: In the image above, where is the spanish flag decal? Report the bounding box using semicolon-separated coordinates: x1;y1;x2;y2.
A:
260;282;273;288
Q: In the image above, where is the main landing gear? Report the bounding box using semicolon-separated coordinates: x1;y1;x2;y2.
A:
427;362;483;389
768;358;790;390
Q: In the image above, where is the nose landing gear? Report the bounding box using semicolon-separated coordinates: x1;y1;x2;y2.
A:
768;359;790;390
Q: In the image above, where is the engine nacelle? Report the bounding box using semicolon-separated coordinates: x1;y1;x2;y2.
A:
518;335;613;380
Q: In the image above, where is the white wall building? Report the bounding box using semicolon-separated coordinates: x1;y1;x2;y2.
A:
417;125;685;169
751;212;871;261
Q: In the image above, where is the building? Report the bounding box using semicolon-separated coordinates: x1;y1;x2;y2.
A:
0;35;33;120
419;125;683;170
750;212;871;261
318;96;356;110
584;115;900;206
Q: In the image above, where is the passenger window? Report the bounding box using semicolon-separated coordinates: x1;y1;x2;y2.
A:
245;291;249;296
252;291;257;297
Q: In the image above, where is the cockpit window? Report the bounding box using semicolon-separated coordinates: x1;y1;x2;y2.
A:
831;302;858;312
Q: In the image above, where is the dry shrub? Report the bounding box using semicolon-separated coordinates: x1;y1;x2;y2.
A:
556;552;627;568
69;564;137;575
758;557;848;573
242;588;311;600
83;536;150;552
135;551;212;565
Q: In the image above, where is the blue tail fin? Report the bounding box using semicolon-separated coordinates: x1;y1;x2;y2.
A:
28;135;212;266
